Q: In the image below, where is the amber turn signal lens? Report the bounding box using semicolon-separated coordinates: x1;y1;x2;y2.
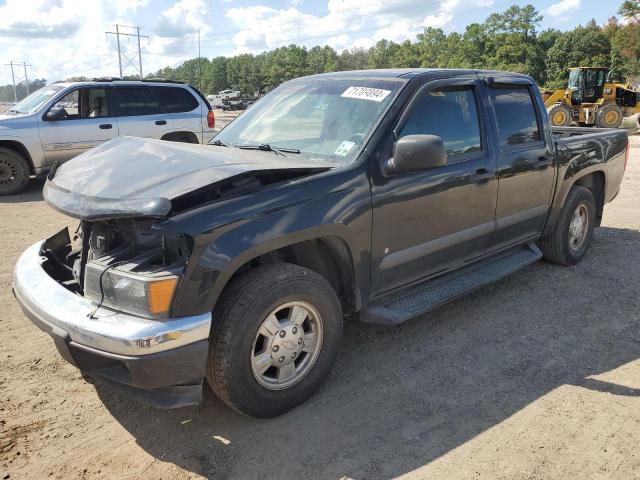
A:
148;278;179;315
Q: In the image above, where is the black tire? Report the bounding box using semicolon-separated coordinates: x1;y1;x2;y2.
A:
547;103;572;127
595;103;623;128
0;147;30;196
206;263;343;417
539;186;596;265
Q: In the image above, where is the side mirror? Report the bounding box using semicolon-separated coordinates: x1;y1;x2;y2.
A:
45;106;66;121
385;134;447;175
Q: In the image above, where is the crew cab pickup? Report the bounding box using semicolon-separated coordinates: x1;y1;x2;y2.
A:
13;69;627;417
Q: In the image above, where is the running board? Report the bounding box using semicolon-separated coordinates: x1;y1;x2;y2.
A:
362;243;542;325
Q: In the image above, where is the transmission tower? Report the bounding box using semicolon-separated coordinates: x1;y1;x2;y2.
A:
105;25;149;79
5;61;31;102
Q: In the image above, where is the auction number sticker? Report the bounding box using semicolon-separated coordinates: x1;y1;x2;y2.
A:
334;141;356;156
341;86;391;102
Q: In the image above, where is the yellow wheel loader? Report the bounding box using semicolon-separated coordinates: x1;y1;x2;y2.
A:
541;67;640;128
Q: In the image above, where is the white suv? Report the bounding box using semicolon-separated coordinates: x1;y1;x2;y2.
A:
0;79;216;195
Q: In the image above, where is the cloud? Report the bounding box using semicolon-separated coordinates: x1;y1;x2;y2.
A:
0;0;155;84
0;0;81;39
221;0;495;56
547;0;581;18
154;0;210;38
0;20;81;39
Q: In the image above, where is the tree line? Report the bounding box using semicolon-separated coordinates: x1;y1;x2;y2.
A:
0;79;47;103
2;2;639;102
151;2;640;96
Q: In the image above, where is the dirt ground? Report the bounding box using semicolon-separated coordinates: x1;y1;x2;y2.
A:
1;143;639;480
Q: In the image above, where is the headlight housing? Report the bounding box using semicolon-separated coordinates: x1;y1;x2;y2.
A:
84;262;180;318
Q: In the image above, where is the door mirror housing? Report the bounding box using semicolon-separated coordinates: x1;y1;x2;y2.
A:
385;134;447;175
45;106;66;121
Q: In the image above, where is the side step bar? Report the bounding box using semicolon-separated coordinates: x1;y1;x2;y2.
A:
362;243;542;325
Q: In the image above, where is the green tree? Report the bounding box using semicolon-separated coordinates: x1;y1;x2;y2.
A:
545;20;611;88
619;1;640;22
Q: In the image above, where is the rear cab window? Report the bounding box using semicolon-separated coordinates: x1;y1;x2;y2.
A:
399;84;483;161
489;85;543;148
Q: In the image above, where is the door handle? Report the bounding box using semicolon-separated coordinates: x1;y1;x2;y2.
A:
536;156;553;170
470;168;494;183
155;120;167;126
99;123;112;129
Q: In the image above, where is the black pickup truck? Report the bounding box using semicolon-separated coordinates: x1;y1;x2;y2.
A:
13;69;627;417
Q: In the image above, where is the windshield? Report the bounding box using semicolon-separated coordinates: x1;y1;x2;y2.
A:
568;70;582;90
12;84;65;114
212;78;404;165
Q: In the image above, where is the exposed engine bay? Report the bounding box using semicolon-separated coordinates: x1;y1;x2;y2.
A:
40;219;190;318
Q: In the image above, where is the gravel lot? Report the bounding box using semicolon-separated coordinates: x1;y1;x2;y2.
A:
1;142;639;480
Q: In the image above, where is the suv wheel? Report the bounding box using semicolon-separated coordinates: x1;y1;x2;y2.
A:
539;185;596;265
206;263;343;417
0;147;30;195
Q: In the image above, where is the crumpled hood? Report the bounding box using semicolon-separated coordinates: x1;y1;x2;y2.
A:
45;136;332;219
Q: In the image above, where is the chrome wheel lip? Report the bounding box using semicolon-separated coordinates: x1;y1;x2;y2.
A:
568;203;589;252
250;300;324;391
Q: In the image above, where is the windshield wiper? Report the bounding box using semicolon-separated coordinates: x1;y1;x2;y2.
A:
236;144;301;156
210;139;228;147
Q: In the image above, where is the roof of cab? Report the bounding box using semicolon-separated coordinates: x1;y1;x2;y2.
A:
299;68;534;81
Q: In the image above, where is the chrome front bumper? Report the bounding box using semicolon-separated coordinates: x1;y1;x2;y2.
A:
13;241;212;357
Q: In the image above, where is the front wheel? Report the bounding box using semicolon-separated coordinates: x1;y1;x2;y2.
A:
539;186;596;265
595;103;623;128
206;263;343;417
0;147;30;195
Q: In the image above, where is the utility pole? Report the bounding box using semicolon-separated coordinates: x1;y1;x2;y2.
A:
115;24;123;78
137;26;143;79
5;61;31;102
106;25;148;79
197;29;202;91
8;62;16;103
23;62;29;95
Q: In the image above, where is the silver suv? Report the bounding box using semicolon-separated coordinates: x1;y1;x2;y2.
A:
0;79;216;195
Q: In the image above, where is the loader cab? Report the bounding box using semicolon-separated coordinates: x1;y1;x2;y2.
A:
568;67;608;105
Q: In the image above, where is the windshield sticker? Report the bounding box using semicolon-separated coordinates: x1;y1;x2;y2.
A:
334;141;356;156
341;86;391;102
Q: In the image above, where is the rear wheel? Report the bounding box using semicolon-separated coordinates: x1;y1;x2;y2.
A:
206;263;343;417
547;103;573;127
0;147;30;196
595;103;623;128
539;186;596;265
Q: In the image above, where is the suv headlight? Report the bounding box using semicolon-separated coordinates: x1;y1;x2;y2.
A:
84;262;180;318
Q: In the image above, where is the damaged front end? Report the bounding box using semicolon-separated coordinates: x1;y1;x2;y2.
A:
41;217;191;320
17;136;334;407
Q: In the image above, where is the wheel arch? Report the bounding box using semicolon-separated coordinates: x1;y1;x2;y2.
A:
574;170;605;226
0;140;35;175
161;131;200;144
216;235;359;315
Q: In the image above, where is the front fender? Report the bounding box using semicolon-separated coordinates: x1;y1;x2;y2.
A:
166;167;372;317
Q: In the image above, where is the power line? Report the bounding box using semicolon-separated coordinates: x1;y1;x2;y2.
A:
105;24;149;78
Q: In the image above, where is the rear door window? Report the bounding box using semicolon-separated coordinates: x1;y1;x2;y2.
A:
113;87;162;117
156;87;199;113
490;86;542;148
400;86;482;159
